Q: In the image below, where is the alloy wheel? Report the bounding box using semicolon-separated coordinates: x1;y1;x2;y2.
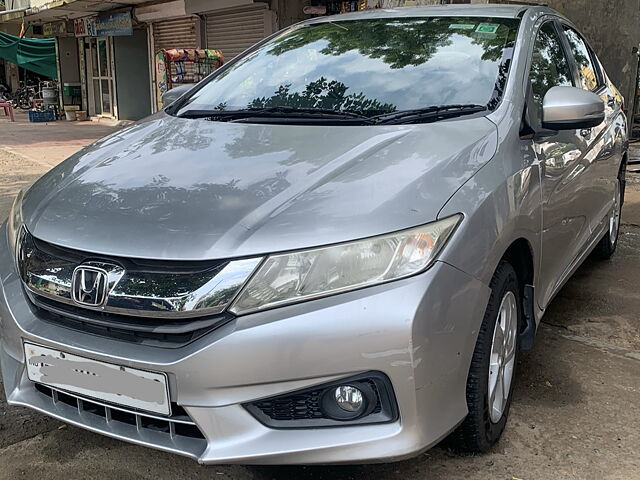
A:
488;291;518;423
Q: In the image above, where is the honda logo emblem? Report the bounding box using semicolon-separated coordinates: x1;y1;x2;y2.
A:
71;265;109;307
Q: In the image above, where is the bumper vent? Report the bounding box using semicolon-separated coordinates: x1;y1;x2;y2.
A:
34;383;206;449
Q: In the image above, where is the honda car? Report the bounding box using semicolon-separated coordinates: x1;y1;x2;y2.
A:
0;5;627;464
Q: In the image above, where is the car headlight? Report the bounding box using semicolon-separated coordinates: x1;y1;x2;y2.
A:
229;214;462;315
6;189;25;267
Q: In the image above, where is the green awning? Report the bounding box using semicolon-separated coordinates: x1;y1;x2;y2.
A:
0;32;57;79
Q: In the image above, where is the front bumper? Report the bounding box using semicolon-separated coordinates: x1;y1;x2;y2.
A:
0;223;490;464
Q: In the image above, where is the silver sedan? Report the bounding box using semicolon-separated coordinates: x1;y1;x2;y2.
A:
0;4;627;464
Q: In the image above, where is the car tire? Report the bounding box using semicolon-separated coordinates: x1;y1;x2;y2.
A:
445;260;522;453
593;165;625;260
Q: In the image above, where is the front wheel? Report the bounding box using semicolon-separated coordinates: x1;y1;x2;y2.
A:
593;169;623;260
446;260;522;453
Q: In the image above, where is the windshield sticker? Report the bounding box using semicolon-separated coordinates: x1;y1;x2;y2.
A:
449;24;476;30
476;24;499;34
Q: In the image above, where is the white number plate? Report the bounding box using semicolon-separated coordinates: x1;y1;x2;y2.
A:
24;343;170;416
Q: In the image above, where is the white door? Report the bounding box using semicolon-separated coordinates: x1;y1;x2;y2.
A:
87;37;115;117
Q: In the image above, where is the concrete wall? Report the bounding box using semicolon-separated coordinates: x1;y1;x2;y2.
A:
57;36;80;105
470;0;640;115
0;22;21;91
273;0;309;29
543;0;640;113
2;0;30;9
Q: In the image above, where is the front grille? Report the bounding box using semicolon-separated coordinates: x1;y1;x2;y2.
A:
32;383;207;458
19;231;244;348
29;294;232;348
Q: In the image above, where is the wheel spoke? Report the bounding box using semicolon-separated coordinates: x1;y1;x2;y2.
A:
492;367;504;420
501;308;510;348
504;343;516;364
500;365;508;408
493;323;505;353
489;375;497;409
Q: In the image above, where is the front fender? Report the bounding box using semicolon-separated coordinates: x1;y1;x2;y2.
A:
436;145;542;305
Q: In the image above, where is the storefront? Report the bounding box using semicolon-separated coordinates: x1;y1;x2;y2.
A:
134;0;202;113
74;11;151;121
84;36;114;117
202;2;275;60
152;16;199;54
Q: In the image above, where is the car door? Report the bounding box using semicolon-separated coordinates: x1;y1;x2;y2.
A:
529;20;592;309
559;24;621;233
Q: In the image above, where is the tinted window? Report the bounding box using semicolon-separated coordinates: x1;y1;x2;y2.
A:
529;22;573;114
563;26;599;91
175;17;520;117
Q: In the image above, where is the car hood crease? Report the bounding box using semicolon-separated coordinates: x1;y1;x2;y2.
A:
21;113;498;261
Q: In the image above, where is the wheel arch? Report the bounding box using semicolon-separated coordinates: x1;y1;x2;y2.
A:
501;238;537;350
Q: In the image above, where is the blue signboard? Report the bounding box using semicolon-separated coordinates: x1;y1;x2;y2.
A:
95;12;132;37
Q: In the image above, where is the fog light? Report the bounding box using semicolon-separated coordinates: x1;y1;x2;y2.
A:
319;382;376;421
334;385;364;413
245;372;398;427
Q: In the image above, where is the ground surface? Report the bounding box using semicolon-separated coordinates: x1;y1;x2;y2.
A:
0;113;639;479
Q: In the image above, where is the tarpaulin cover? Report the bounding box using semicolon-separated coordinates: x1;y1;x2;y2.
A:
0;32;57;79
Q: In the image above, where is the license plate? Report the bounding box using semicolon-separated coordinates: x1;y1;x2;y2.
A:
24;343;171;416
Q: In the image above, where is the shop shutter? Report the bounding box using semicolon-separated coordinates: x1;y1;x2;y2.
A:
205;3;274;61
152;16;198;54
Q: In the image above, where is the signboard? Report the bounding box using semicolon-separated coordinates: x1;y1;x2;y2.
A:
43;21;67;37
303;5;327;15
95;12;132;36
74;12;132;37
74;17;96;37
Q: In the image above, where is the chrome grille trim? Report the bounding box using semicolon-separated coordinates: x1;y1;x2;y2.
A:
18;230;262;319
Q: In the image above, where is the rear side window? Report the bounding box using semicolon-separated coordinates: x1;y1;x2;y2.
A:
529;22;573;113
562;26;600;91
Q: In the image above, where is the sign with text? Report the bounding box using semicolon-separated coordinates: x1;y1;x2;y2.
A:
95;12;132;36
74;17;96;37
74;12;132;37
43;21;67;36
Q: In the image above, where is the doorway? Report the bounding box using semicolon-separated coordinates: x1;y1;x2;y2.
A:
86;37;115;117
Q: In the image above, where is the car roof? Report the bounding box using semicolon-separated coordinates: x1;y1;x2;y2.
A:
307;4;556;22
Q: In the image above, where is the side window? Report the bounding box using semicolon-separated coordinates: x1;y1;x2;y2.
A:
529;22;573;115
562;26;600;91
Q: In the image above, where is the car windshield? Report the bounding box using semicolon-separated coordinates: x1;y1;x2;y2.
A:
173;16;520;119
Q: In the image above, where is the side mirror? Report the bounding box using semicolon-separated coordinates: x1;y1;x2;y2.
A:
542;86;605;131
161;83;194;108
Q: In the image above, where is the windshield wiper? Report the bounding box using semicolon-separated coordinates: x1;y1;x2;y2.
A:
373;104;487;125
177;106;375;124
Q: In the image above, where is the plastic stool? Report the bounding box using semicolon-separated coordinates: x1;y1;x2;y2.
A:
0;102;15;122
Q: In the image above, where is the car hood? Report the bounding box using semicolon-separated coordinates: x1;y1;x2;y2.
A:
22;113;497;261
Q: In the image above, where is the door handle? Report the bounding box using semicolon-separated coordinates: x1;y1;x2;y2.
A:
607;96;616;108
580;128;592;138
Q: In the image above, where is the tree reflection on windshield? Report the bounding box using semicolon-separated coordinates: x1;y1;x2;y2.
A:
267;19;455;69
176;17;520;117
248;77;396;114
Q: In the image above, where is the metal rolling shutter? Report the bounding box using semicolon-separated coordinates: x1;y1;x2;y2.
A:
152;17;198;54
205;4;273;61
